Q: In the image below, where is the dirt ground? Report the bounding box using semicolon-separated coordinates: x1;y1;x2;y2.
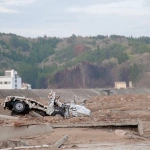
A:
1;94;150;149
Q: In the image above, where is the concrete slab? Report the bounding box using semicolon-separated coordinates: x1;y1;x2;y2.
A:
0;124;53;142
138;121;150;138
51;121;138;128
0;115;18;120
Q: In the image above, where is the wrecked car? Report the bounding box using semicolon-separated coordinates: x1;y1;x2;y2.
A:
2;91;91;117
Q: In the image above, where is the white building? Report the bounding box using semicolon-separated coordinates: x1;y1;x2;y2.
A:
21;83;32;89
0;69;22;89
114;82;127;89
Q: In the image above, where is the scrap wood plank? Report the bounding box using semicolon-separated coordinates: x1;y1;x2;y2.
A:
13;121;40;127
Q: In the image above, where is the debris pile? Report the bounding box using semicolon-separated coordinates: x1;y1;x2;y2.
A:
1;94;150;149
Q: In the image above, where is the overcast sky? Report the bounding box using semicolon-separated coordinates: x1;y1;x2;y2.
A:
0;0;150;38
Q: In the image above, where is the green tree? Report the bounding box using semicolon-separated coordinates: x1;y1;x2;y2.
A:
129;64;139;82
117;52;128;64
18;63;39;88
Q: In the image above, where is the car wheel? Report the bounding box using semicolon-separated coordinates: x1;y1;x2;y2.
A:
13;101;25;113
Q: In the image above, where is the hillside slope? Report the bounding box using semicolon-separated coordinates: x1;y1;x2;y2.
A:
0;33;150;88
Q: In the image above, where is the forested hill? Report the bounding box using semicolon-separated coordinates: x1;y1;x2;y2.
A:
0;33;150;89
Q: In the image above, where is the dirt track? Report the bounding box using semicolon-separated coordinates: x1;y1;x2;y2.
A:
1;94;150;149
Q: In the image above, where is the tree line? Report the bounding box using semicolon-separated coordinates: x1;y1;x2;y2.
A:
0;33;150;88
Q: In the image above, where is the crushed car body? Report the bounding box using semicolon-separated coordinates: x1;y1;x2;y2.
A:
2;91;91;118
3;96;49;116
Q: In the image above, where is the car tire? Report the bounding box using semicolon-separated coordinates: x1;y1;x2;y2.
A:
13;101;25;113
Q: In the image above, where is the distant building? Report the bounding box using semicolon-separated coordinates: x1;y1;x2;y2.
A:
0;69;22;89
114;82;126;89
21;83;32;89
129;81;133;88
114;81;133;89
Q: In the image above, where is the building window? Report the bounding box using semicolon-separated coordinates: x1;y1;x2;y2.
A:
0;82;3;84
3;81;11;84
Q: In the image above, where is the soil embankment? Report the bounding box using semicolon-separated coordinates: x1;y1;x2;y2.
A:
0;88;150;101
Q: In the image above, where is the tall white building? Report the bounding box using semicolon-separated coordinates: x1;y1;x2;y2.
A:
0;69;22;89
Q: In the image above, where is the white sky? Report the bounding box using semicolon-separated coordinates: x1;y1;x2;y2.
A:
0;0;150;38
